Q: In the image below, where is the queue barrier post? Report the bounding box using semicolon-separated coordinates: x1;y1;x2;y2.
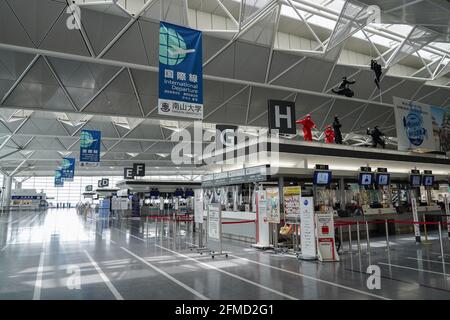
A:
356;221;361;254
365;220;371;254
438;222;445;260
385;219;390;251
423;214;429;243
146;215;149;245
348;224;352;254
339;225;344;253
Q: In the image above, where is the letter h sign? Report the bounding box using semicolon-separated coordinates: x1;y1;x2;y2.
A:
268;100;296;134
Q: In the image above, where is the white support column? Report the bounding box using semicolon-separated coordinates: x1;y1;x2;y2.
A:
2;175;12;209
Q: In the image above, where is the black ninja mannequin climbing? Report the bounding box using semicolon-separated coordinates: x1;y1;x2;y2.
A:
332;77;356;97
370;59;382;89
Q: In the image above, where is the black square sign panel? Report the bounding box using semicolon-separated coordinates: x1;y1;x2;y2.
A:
133;163;145;177
124;167;134;179
268;100;296;134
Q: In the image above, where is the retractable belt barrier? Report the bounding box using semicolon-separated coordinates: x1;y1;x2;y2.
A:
222;220;256;225
332;218;448;258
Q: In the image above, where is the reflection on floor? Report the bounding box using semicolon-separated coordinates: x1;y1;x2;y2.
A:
1;208;450;300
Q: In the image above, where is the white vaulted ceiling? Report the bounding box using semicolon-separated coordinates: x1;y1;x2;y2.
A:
0;0;449;177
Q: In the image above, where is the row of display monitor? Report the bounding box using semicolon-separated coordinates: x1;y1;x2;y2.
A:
313;171;434;187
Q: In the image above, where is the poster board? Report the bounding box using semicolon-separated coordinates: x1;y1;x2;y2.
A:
207;203;222;253
254;190;270;248
315;212;339;262
266;187;280;223
283;186;301;215
393;97;435;151
194;189;204;224
299;196;316;259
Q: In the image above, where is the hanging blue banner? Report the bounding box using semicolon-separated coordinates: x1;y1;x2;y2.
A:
61;157;75;181
54;169;64;187
158;21;203;119
80;130;101;166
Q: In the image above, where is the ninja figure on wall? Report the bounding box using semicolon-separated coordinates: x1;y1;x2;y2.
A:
370;59;382;89
367;126;386;148
324;125;335;144
296;114;316;141
333;116;343;144
332;77;356;97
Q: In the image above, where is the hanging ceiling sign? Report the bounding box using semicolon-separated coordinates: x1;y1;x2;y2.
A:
61;157;75;181
268;100;296;134
54;169;64;187
124;167;134;180
133;163;145;177
79;130;101;167
158;21;203;119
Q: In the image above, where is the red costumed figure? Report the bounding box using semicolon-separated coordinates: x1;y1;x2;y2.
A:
296;114;316;141
324;125;335;144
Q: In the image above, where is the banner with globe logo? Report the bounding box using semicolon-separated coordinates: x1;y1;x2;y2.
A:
158;21;203;119
393;97;435;151
79;129;101;167
54;169;64;187
61;157;75;181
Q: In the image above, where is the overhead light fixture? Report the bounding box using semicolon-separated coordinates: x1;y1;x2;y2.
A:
156;153;169;158
126;152;139;158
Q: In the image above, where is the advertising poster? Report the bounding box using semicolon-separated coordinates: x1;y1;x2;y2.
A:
80;130;101;166
61;157;75;181
208;203;221;240
266;187;280;223
430;106;450;153
315;212;339;262
255;190;270;247
158;21;203;119
393;97;435;151
300;196;316;259
283;186;301;215
54;169;64;187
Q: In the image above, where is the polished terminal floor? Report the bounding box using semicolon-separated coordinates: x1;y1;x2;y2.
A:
1;209;450;300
